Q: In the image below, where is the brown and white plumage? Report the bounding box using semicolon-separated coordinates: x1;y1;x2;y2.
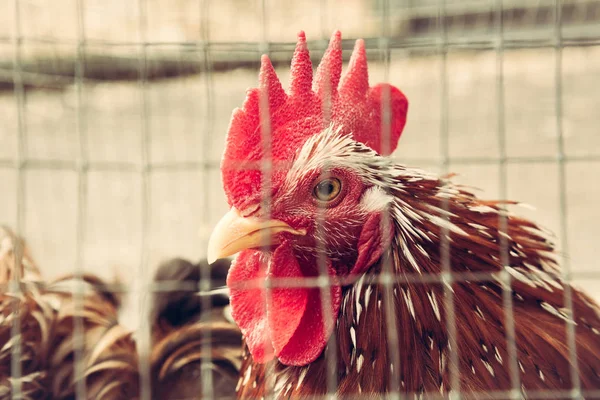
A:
0;226;51;399
0;289;52;399
0;226;139;399
0;227;245;399
206;31;600;398
221;128;600;398
0;226;42;285
44;274;139;399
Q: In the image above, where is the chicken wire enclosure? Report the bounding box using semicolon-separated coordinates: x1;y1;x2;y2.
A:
1;0;600;398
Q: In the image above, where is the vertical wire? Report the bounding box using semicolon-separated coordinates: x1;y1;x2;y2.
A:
315;171;338;399
73;0;88;398
136;0;152;397
314;13;339;398
437;0;461;398
259;1;275;398
10;0;25;396
494;0;521;398
378;1;402;398
554;0;582;398
199;0;215;397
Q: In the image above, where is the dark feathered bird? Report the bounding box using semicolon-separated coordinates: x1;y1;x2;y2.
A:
207;31;600;398
150;257;242;399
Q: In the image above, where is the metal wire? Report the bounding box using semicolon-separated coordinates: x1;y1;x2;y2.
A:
136;0;153;397
199;0;216;398
258;2;277;398
9;0;25;396
2;23;600;50
5;0;600;399
436;0;462;397
73;0;88;398
494;0;521;398
315;10;340;396
554;0;583;397
378;2;403;399
1;154;600;174
3;268;600;295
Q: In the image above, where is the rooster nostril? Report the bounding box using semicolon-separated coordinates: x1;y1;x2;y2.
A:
240;203;261;217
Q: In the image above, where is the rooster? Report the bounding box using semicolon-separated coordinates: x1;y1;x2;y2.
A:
0;226;51;399
206;31;600;398
0;226;138;400
44;273;139;399
0;226;42;284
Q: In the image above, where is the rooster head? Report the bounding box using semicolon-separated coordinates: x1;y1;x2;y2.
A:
207;31;408;366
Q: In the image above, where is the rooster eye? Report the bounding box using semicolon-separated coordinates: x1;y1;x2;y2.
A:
313;178;342;202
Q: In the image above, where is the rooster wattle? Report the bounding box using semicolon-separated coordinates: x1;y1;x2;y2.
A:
207;31;600;398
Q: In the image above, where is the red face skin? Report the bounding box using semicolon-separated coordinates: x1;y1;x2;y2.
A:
250;168;372;263
227;167;392;366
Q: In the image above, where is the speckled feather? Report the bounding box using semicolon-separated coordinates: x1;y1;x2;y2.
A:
218;31;600;398
235;129;600;399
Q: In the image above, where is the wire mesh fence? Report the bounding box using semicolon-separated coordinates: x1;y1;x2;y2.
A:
1;0;600;398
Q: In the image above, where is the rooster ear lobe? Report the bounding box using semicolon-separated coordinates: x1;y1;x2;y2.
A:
350;213;394;276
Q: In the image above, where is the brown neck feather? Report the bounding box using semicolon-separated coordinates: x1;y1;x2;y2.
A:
236;172;600;398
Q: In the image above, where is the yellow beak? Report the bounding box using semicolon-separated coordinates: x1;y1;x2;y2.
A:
206;208;306;264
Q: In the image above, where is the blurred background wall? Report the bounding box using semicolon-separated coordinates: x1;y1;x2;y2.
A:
1;0;599;326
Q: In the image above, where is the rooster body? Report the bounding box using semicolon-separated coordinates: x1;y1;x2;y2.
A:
207;31;600;398
233;133;600;397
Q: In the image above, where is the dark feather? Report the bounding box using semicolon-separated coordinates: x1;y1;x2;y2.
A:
150;257;242;399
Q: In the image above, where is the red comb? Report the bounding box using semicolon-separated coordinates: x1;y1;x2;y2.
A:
222;31;408;210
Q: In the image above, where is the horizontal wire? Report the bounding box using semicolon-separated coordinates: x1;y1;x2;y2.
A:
164;389;600;400
0;35;599;90
0;24;599;51
1;154;600;172
5;268;599;295
4;3;599;398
